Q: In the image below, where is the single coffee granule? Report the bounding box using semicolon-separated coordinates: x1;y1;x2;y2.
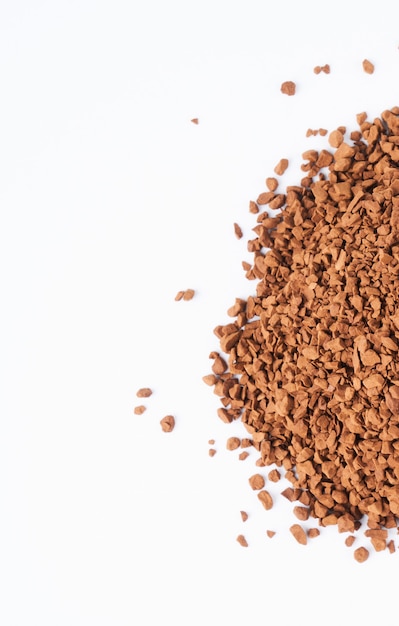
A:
160;415;175;433
239;451;250;461
248;473;265;490
174;290;185;301
209;448;217;457
274;158;289;176
258;490;273;510
268;469;281;482
249;200;259;214
387;539;396;553
354;547;369;563
308;528;320;539
266;177;279;192
362;59;374;74
136;387;152;398
293;506;310;521
234;222;243;239
280;81;296;96
319;128;328;136
236;534;248;547
226;437;241;450
182;289;195;301
134;405;146;415
240;510;248;522
191;118;199;124
290;524;307;545
266;530;276;538
345;535;356;547
208;439;215;445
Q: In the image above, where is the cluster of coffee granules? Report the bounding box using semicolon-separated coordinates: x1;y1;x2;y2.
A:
206;106;399;557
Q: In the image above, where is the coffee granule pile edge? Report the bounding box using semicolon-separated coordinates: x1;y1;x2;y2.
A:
206;106;399;558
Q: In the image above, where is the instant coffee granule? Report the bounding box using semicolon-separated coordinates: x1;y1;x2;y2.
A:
205;106;399;557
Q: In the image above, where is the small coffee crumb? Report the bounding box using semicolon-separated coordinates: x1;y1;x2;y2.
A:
238;451;249;461
202;375;217;386
266;530;276;538
183;289;195;301
236;534;248;547
241;438;252;448
134;405;146;415
234;222;243;239
313;65;321;75
345;535;356;547
266;177;278;192
136;388;152;398
208;439;215;445
208;448;217;457
248;474;265;490
319;128;328;136
308;528;320;539
191;118;199;124
387;540;396;554
160;415;175;433
353;546;369;563
226;437;241;450
249;200;259;214
293;506;310;521
274;158;289;176
280;80;296;96
240;511;248;522
175;290;185;301
289;524;307;545
362;59;374;74
257;490;273;510
268;469;281;482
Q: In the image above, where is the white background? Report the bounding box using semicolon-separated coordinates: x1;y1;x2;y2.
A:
1;1;399;624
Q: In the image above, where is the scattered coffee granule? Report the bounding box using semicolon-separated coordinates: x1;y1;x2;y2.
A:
241;438;252;448
319;128;328;136
387;539;396;554
280;80;296;96
206;106;399;555
240;510;248;522
174;290;185;301
353;547;369;563
268;469;281;482
308;528;320;539
328;129;344;148
208;439;215;445
289;524;307;545
160;415;175;433
345;535;356;548
209;448;217;457
266;177;278;192
274;158;289;176
191;118;199;124
293;506;310;521
236;534;248;547
239;451;250;461
226;436;241;450
266;530;276;538
134;405;146;415
234;222;243;239
136;387;152;398
248;473;265;490
249;200;259;214
314;64;330;75
182;289;195;301
362;59;374;74
258;490;273;510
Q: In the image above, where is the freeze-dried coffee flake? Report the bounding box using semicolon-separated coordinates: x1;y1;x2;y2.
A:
160;415;175;433
236;534;248;547
136;387;152;398
354;547;369;563
268;469;281;482
308;528;320;539
249;200;259;214
280;80;296;95
328;129;344;148
258;490;273;510
293;506;310;521
266;177;278;191
174;290;185;301
319;128;328;136
240;510;248;522
182;289;195;301
362;59;374;74
208;448;217;457
238;451;249;461
387;540;396;554
233;222;243;239
290;524;307;545
134;405;146;415
266;530;276;538
190;118;199;124
208;439;215;445
248;473;265;490
274;158;289;176
226;437;241;450
345;536;356;548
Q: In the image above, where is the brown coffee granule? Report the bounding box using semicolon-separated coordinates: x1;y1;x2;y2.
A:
328;129;344;148
258;490;273;510
293;506;310;521
209;448;217;457
280;81;296;96
308;528;320;539
182;289;195;301
191;118;199;124
345;535;356;548
274;158;289;176
268;469;281;482
134;405;146;415
387;539;396;554
266;177;278;192
234;222;243;239
238;451;249;461
240;510;248;522
362;59;374;74
241;438;252;448
354;547;369;563
266;530;276;538
248;473;265;490
313;66;322;75
160;415;175;433
208;439;215;445
319;128;328;136
249;200;259;214
236;534;248;547
136;387;152;398
290;524;307;545
226;437;241;450
174;290;184;301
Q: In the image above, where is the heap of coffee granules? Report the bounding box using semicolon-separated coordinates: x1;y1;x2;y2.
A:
206;107;399;555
